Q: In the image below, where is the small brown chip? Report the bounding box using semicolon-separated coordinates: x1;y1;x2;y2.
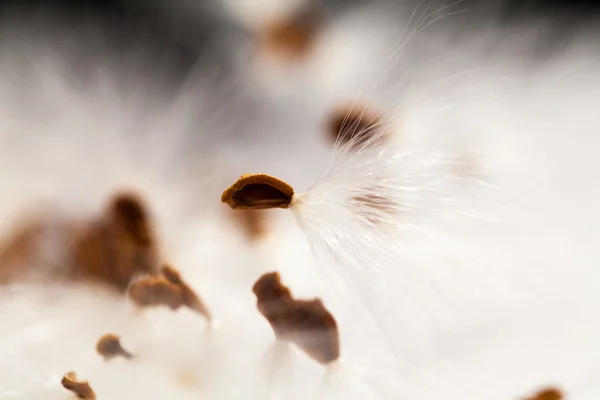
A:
72;192;160;291
160;265;212;321
253;272;340;365
258;6;321;62
128;276;184;310
96;333;133;361
327;106;385;151
61;372;96;400
523;387;564;400
221;174;294;210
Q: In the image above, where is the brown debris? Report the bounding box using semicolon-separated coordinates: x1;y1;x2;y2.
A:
523;387;564;400
128;276;184;310
160;265;212;320
258;7;321;62
221;174;294;210
96;333;133;361
72;192;160;291
127;265;212;321
253;272;340;365
61;372;96;400
327;106;385;151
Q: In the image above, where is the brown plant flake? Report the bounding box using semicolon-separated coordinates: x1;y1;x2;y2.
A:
523;387;564;400
128;276;184;310
61;372;96;400
253;272;340;365
327;106;385;151
72;192;160;291
258;7;321;61
221;174;294;210
160;265;212;321
96;333;133;361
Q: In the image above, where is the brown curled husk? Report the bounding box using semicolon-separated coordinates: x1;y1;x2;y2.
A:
327;105;385;151
523;387;564;400
72;192;160;291
253;272;340;364
61;372;96;400
161;265;212;320
96;333;133;361
221;174;294;210
128;276;184;310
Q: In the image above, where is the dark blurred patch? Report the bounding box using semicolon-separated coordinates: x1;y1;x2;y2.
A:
522;386;564;400
0;0;235;86
327;105;385;150
256;5;321;63
73;192;160;291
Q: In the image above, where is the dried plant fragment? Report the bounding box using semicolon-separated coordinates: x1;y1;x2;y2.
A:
128;276;184;310
258;7;321;62
160;265;212;321
327;105;385;151
61;372;96;400
523;387;564;400
221;174;294;210
72;192;159;291
96;333;133;361
253;272;340;365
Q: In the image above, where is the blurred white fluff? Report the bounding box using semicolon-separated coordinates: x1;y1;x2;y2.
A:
1;3;600;400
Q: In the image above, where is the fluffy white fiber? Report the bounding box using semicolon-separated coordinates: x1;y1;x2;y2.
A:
0;2;599;399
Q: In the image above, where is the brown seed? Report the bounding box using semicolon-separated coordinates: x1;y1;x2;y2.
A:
285;298;340;365
128;276;184;310
61;372;96;400
72;192;160;291
327;106;385;151
253;272;340;365
258;7;321;61
96;333;133;361
160;265;212;321
523;387;564;400
221;174;294;210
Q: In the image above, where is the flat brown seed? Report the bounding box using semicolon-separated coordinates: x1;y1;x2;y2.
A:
286;299;340;365
523;387;564;400
221;174;294;210
61;372;96;400
327;106;385;151
96;333;133;361
252;272;340;365
128;276;184;310
160;264;183;285
253;272;295;338
160;265;212;321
